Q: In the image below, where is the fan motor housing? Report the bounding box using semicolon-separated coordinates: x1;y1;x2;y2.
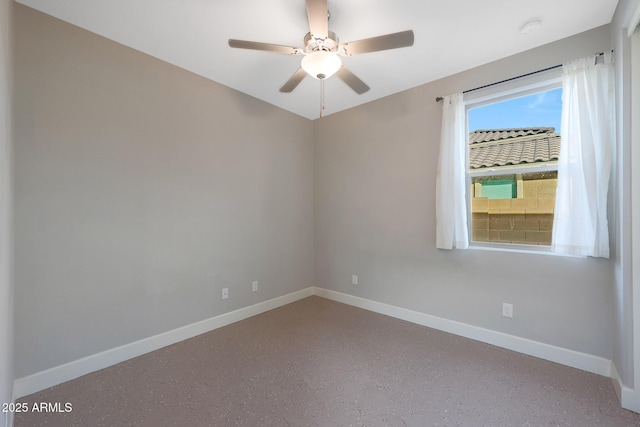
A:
304;31;339;53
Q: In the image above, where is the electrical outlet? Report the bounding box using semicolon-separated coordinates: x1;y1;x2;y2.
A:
502;303;513;318
352;275;358;285
222;288;229;300
252;281;258;292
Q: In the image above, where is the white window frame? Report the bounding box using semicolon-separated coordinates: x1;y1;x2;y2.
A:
464;69;562;254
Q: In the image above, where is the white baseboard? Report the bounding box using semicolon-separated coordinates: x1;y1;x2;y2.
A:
611;362;624;402
12;287;315;399
11;285;621;404
313;287;612;378
622;389;640;413
611;362;640;413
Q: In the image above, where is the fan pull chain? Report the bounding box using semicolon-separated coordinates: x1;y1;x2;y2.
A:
320;78;326;118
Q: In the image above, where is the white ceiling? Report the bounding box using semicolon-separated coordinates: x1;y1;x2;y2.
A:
17;0;619;120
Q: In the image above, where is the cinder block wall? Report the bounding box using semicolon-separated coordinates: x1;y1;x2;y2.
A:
472;178;557;245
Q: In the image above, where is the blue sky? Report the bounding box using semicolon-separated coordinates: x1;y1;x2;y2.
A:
468;87;562;134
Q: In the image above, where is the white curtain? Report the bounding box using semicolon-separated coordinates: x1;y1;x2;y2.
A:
552;53;615;258
436;93;469;249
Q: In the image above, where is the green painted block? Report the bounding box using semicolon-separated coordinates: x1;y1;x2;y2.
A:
481;179;515;199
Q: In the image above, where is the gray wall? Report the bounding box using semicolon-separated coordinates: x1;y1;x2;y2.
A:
13;5;314;378
0;0;13;421
12;1;627;386
314;25;616;359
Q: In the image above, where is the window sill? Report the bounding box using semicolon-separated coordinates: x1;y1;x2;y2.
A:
468;242;585;258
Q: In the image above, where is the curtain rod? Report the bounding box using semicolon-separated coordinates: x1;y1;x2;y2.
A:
435;50;613;102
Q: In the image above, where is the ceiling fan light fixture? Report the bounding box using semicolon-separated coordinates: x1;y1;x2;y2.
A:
301;51;342;79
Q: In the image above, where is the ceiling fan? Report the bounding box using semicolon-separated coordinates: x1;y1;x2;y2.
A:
228;0;414;95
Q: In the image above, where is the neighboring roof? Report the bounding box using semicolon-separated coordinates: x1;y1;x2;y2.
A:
469;128;560;170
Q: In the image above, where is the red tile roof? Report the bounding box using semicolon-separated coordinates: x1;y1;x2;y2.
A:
469;128;560;170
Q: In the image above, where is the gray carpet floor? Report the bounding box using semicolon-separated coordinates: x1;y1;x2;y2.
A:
14;296;640;426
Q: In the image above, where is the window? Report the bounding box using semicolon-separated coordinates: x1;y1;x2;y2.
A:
466;85;562;248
